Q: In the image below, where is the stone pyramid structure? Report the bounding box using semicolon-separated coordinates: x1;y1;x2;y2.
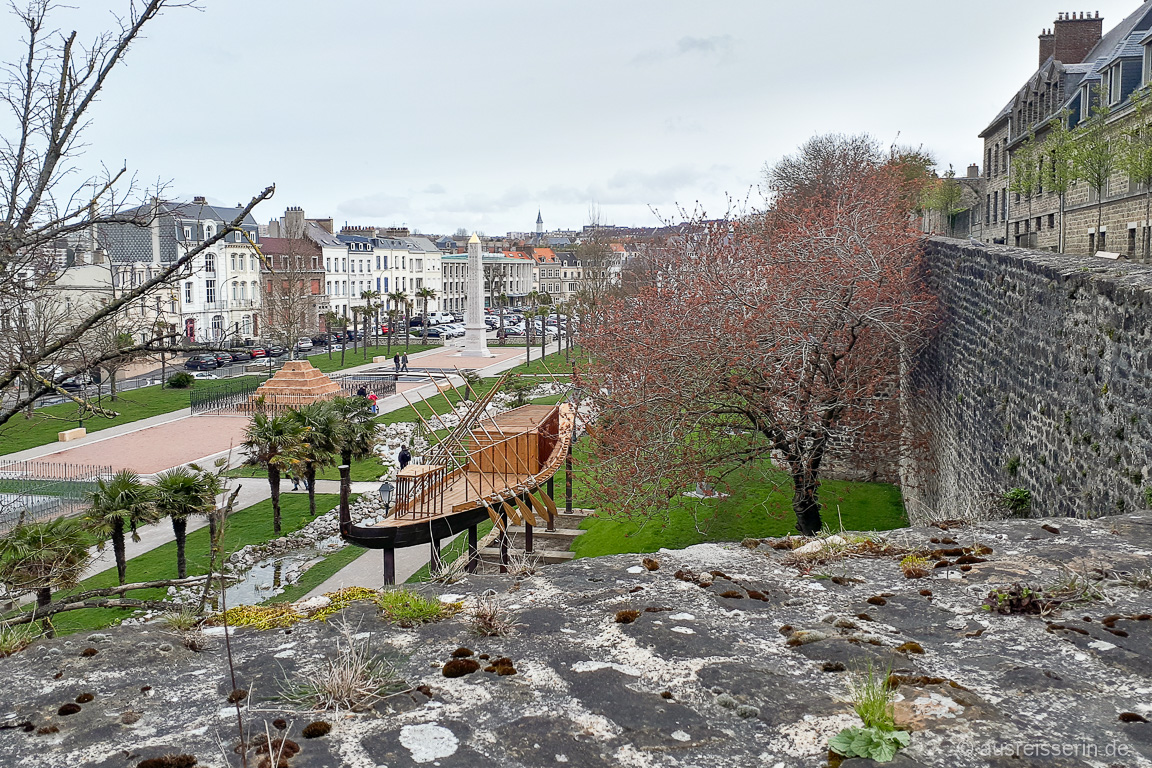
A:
249;360;341;406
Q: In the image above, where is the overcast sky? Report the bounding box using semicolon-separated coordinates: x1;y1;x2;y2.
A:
4;1;1146;235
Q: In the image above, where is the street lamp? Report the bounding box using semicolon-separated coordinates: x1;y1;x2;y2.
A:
379;480;394;516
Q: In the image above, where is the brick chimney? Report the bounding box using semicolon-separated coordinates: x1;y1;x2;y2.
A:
1039;27;1055;65
1052;11;1103;65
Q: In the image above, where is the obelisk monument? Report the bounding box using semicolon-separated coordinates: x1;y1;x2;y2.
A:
460;232;492;357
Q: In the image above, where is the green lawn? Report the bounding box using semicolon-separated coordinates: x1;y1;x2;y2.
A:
33;493;345;635
553;440;907;558
0;382;210;456
231;454;388;483
504;347;580;377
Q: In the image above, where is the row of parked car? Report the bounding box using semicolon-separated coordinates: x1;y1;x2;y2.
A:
184;345;286;371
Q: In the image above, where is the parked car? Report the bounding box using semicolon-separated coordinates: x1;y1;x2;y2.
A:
451;313;464;323
59;372;95;391
249;347;267;358
267;345;286;357
192;371;219;380
229;349;253;361
185;354;219;371
213;352;234;365
422;326;452;339
296;337;313;351
426;311;454;325
500;326;527;337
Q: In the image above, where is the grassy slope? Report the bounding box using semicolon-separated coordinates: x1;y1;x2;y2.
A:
43;493;344;635
555;440;907;558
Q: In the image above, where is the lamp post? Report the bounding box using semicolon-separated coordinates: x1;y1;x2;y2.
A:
379;480;394;516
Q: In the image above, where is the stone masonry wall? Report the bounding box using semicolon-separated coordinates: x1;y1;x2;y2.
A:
903;236;1152;521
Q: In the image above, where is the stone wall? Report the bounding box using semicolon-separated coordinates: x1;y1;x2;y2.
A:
903;236;1152;521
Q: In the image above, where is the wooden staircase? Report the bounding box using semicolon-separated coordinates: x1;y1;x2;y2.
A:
478;509;593;568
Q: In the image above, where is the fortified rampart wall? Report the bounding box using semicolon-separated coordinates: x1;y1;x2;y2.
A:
904;237;1152;520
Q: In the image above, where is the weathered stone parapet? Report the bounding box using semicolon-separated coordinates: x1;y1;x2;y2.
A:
904;236;1152;521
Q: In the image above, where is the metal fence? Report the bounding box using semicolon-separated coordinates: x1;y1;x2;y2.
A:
189;376;265;414
332;373;398;399
0;460;112;532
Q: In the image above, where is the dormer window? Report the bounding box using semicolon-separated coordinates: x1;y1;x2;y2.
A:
1108;65;1123;105
1145;41;1152;86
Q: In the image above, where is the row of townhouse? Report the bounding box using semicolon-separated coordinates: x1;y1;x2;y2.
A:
973;2;1152;259
48;200;634;351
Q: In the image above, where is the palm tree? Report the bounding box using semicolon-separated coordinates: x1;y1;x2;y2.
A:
0;518;91;636
85;469;158;586
360;289;381;359
416;286;437;345
332;396;377;467
387;289;409;353
154;466;217;579
242;412;303;533
289;401;340;517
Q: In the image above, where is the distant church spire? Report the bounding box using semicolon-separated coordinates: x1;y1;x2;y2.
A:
536;209;543;234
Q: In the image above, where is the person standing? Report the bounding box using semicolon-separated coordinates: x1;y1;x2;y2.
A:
398;444;411;471
356;385;368;398
368;391;378;414
393;353;400;372
401;353;409;372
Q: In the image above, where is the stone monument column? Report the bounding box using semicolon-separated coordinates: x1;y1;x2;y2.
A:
461;232;492;357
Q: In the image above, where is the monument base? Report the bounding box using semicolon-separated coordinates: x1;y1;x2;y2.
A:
458;349;495;358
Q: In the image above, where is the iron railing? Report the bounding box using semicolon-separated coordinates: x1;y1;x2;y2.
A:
189;376;265;414
332;373;398;399
0;460;112;532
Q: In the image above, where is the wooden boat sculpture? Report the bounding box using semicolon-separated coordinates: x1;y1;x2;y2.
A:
338;372;575;583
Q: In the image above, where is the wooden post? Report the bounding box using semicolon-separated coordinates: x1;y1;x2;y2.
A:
525;519;534;553
467;525;478;573
499;507;509;573
547;476;556;532
382;548;396;586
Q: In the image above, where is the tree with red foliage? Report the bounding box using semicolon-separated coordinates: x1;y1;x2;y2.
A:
578;139;936;535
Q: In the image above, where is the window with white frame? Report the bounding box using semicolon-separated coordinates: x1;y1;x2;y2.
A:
1109;64;1123;105
205;253;216;273
185;282;193;304
232;283;238;301
205;279;216;304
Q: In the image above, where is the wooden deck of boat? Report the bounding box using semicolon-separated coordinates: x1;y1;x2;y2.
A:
370;470;536;528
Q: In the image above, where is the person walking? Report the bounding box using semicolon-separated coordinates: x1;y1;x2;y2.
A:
291;470;301;491
393;353;400;372
356;385;368;398
398;444;412;471
401;353;409;372
368;391;378;414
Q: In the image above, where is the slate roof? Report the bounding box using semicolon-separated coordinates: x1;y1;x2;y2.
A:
99;199;260;264
980;2;1152;137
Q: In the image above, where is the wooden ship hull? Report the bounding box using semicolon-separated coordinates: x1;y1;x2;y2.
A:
338;371;576;581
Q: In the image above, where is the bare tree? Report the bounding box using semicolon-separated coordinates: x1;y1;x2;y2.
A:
0;1;274;427
260;230;323;351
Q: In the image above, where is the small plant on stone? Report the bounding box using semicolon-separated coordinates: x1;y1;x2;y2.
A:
982;583;1052;614
1045;567;1109;606
376;589;454;627
468;595;517;637
828;663;908;763
280;620;403;711
899;555;931;579
505;550;542;578
0;622;39;656
161;606;203;633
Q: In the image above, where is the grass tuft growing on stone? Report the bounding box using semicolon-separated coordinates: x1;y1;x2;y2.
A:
376;589;453;627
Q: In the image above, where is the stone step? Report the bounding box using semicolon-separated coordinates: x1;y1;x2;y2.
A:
478;546;575;564
503;525;585;539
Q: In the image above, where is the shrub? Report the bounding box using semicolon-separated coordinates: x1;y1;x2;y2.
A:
167;372;195;388
1001;487;1032;517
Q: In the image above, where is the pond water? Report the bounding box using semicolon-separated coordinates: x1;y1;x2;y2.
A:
220;548;324;607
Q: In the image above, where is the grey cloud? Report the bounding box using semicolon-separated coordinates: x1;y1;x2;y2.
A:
632;34;734;65
423;183;446;194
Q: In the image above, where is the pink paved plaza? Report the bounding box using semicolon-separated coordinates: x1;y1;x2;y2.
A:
39;415;249;474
